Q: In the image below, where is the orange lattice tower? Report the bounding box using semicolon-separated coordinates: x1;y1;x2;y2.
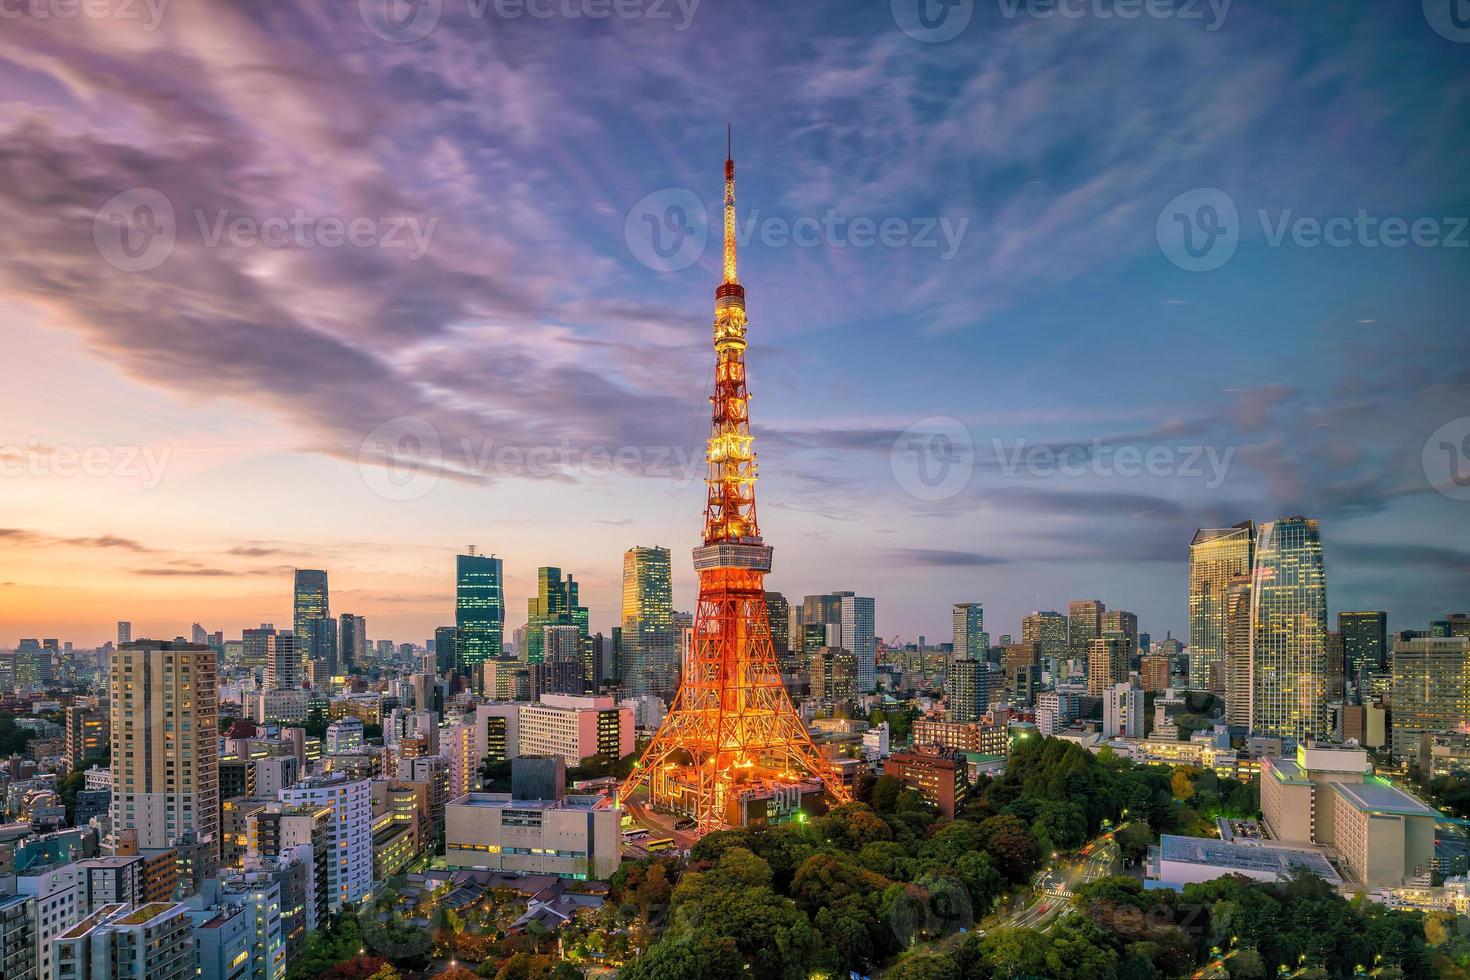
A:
618;131;850;834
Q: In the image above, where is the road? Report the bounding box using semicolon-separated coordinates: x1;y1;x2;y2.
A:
623;799;701;854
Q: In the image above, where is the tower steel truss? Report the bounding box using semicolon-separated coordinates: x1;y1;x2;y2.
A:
617;133;851;834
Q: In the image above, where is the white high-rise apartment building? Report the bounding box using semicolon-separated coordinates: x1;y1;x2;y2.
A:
278;775;372;910
840;594;877;693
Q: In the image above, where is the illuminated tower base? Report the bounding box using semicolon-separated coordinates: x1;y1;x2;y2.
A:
618;134;850;834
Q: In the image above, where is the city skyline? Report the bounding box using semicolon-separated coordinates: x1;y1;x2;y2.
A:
1;3;1467;648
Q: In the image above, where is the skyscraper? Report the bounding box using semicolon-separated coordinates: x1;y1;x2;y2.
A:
292;569;328;639
946;657;989;723
1021;611;1067;677
1222;574;1253;728
953;603;987;661
622;546;676;699
765;591;792;670
1391;636;1470;757
1339;611;1388;688
242;626;275;669
810;646;857;717
292;569;334;667
300;617;337;676
1068;600;1105;672
1101;610;1139;658
109;640;219;874
1250;517;1328;742
545;624;586;694
264;631;299;690
1087;634;1128;695
434;626;459;677
1190;522;1256;694
526;566;588;666
338;613;366;671
840;593;877;693
455;551;504;689
117;621;131;645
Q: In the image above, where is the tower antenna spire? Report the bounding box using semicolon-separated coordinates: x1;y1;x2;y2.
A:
722;124;737;286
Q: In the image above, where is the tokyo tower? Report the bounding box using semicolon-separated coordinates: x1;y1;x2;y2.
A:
618;132;850;834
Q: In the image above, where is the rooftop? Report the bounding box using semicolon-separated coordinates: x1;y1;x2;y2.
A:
1267;757;1311;785
116;902;183;925
1330;779;1438;818
1157;835;1341;884
449;792;611;811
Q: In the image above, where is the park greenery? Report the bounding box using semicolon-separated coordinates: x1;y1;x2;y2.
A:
612;736;1281;979
286;734;1438;980
0;711;35;755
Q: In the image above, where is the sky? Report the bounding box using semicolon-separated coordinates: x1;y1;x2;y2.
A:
0;0;1467;649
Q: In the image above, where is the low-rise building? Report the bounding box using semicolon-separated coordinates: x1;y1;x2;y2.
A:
1329;780;1437;888
1146;834;1341;890
517;695;633;766
445;792;621;880
882;749;964;819
911;717;1008;756
51;901;194;980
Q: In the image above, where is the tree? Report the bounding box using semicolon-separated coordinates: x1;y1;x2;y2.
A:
1116;821;1154;866
976;815;1040;882
1227;947;1268;979
815;802;893;847
1033;799;1088;851
1171;768;1197;800
886;950;960;980
967;927;1051;978
617;935;744;980
492;955;568;980
320;957;391;980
